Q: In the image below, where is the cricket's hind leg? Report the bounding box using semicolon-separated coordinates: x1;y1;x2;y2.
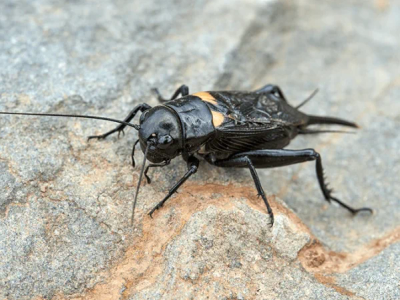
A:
152;85;189;102
210;149;372;225
87;104;151;140
208;153;275;226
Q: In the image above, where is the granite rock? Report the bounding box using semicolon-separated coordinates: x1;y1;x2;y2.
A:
0;0;399;299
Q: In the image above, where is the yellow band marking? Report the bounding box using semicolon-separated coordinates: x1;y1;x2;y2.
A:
212;111;225;127
192;92;218;106
193;91;224;126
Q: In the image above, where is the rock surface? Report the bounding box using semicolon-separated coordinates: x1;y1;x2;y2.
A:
0;0;399;299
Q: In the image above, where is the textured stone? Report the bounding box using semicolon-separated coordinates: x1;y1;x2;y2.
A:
0;0;399;299
336;242;400;299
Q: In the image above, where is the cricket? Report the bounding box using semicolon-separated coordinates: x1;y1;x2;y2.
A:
0;84;373;226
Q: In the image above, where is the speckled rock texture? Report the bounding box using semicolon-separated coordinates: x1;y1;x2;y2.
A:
0;0;399;299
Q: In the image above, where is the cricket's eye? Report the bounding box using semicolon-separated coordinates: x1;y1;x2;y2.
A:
157;135;173;149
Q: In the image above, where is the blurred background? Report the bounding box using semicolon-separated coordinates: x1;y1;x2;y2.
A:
0;0;399;299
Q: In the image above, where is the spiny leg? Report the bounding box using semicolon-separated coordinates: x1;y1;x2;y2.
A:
88;103;151;140
212;149;372;221
148;156;199;217
152;85;189;102
144;159;171;184
313;153;372;214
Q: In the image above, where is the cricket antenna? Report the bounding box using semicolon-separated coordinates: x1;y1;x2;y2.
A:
0;112;140;130
131;141;152;227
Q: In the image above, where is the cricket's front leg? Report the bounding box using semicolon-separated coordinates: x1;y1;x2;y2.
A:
210;148;373;226
148;156;199;217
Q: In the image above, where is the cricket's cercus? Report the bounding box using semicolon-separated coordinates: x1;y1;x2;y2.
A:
0;84;373;227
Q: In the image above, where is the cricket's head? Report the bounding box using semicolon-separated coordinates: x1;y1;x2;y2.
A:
138;106;183;163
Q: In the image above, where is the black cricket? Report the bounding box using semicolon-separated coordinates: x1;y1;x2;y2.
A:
0;84;372;226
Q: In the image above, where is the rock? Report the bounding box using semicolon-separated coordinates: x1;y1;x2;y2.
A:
1;0;399;299
336;242;400;299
